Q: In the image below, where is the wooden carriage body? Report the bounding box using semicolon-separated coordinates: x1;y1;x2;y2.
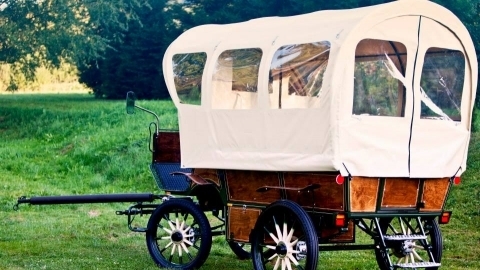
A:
154;0;477;247
152;131;453;244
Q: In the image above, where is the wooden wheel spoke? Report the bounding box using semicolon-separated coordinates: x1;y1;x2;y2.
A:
170;244;177;256
412;244;425;250
287;253;299;266
272;256;280;270
285;256;293;270
412;249;424;261
274;218;283;241
268;252;279;261
410;252;416;263
399;217;407;234
180;243;190;254
282;222;288;242
266;245;277;250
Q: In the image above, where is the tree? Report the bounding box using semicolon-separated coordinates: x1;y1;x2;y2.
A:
3;0;477;100
0;0;145;91
79;0;172;99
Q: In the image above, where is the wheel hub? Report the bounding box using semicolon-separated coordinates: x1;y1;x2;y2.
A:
275;242;288;257
389;239;415;258
171;231;183;243
400;240;414;255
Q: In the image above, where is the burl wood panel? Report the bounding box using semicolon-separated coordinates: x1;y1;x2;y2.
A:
421;178;450;212
228;206;261;242
192;168;221;186
382;178;419;208
153;132;181;163
226;170;281;204
350;177;379;212
283;173;344;211
320;220;355;243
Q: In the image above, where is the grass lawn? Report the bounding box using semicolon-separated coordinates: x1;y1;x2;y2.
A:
0;93;479;269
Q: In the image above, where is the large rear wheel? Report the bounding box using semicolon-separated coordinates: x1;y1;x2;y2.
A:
251;200;319;270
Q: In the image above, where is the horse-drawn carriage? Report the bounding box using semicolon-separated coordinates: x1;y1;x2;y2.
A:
16;0;477;269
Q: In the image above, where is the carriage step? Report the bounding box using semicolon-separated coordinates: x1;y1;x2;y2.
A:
384;234;427;240
395;262;441;268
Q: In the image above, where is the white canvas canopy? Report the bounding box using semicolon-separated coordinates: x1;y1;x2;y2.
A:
162;0;477;178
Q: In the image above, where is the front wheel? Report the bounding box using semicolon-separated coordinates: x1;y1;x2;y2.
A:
251;200;319;270
374;217;442;270
145;199;212;269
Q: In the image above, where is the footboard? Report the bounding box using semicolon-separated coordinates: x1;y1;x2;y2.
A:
149;131;192;192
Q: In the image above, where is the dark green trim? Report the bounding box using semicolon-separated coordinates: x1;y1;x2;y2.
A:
319;244;375;251
442;177;455;210
348;211;441;219
376;178;385;211
345;176;351;213
416;178;426;209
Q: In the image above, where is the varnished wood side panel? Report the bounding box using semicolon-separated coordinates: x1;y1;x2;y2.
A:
320;220;355;243
154;132;181;163
382;178;419;208
284;173;344;211
226;170;281;204
228;206;261;242
192;168;220;186
350;177;379;212
421;178;450;212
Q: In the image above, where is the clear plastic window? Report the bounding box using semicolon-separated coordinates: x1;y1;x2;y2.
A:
353;39;407;117
212;48;262;109
269;42;330;109
172;53;207;105
420;48;465;121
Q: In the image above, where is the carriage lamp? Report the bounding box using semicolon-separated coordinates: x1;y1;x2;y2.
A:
335;213;347;227
439;211;452;224
453;176;461;185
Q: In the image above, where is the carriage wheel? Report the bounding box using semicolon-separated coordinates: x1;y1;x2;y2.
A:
374;217;442;270
251;200;318;270
146;199;212;269
227;241;251;260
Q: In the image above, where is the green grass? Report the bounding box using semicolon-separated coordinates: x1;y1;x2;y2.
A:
0;94;479;269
